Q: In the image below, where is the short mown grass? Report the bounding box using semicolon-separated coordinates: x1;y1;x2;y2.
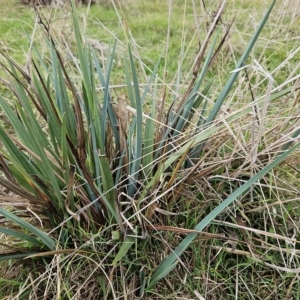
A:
0;1;300;299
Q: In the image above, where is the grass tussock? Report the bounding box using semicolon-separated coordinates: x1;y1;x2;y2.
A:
0;0;300;299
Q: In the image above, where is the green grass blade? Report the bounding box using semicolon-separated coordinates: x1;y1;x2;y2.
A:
71;0;92;105
0;252;40;261
174;30;219;134
205;0;276;125
189;0;276;162
189;81;213;122
92;49;120;151
148;261;178;289
112;236;135;266
0;227;44;248
98;155;117;220
0;208;56;251
143;74;158;177
50;45;77;146
89;120;101;189
128;46;143;197
101;37;118;149
148;139;300;288
0;124;36;177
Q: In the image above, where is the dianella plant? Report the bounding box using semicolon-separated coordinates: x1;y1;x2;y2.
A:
0;0;299;297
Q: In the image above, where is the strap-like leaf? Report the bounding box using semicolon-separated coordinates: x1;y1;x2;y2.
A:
0;208;56;251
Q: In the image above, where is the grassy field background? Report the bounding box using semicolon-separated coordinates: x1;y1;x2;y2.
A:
0;0;300;299
0;1;299;79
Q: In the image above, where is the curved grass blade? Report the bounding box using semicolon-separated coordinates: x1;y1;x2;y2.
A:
0;208;56;251
207;0;276;124
190;0;277;160
149;261;178;288
0;227;44;248
148;139;300;288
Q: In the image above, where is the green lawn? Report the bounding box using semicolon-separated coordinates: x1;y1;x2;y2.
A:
1;1;298;81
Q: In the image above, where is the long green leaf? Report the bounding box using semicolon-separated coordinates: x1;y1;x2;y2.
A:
148;140;300;288
0;208;56;251
0;252;40;261
112;236;135;266
98;155;117;220
189;0;277;162
174;30;220;134
128;46;143;197
206;0;276;124
149;261;178;287
143;75;158;177
0;227;44;248
92;49;120;151
0;124;36;178
101;37;118;149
